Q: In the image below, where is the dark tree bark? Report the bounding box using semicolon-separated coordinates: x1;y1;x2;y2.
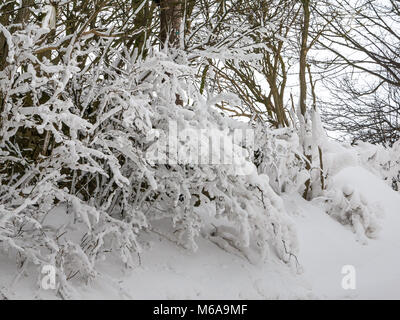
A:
159;0;183;48
159;0;183;105
299;0;312;199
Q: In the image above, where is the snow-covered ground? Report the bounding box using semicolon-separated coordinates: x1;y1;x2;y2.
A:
1;166;399;300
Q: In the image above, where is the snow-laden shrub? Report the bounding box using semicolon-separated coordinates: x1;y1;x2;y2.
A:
318;185;381;244
309;136;384;241
251;112;383;243
300;116;383;241
0;21;299;296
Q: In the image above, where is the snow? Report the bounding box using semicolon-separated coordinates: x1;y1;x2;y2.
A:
41;5;57;30
1;165;399;299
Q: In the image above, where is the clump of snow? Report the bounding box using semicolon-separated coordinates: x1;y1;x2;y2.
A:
317;183;381;244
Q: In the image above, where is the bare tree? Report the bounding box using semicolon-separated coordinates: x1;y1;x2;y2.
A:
313;0;400;145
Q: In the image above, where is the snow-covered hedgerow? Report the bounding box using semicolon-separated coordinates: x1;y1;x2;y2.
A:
0;20;299;296
289;111;385;242
314;137;400;243
308;135;386;242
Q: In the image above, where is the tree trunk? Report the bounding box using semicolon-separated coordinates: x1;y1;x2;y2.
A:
159;0;183;105
160;0;183;48
299;0;309;117
299;0;312;199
